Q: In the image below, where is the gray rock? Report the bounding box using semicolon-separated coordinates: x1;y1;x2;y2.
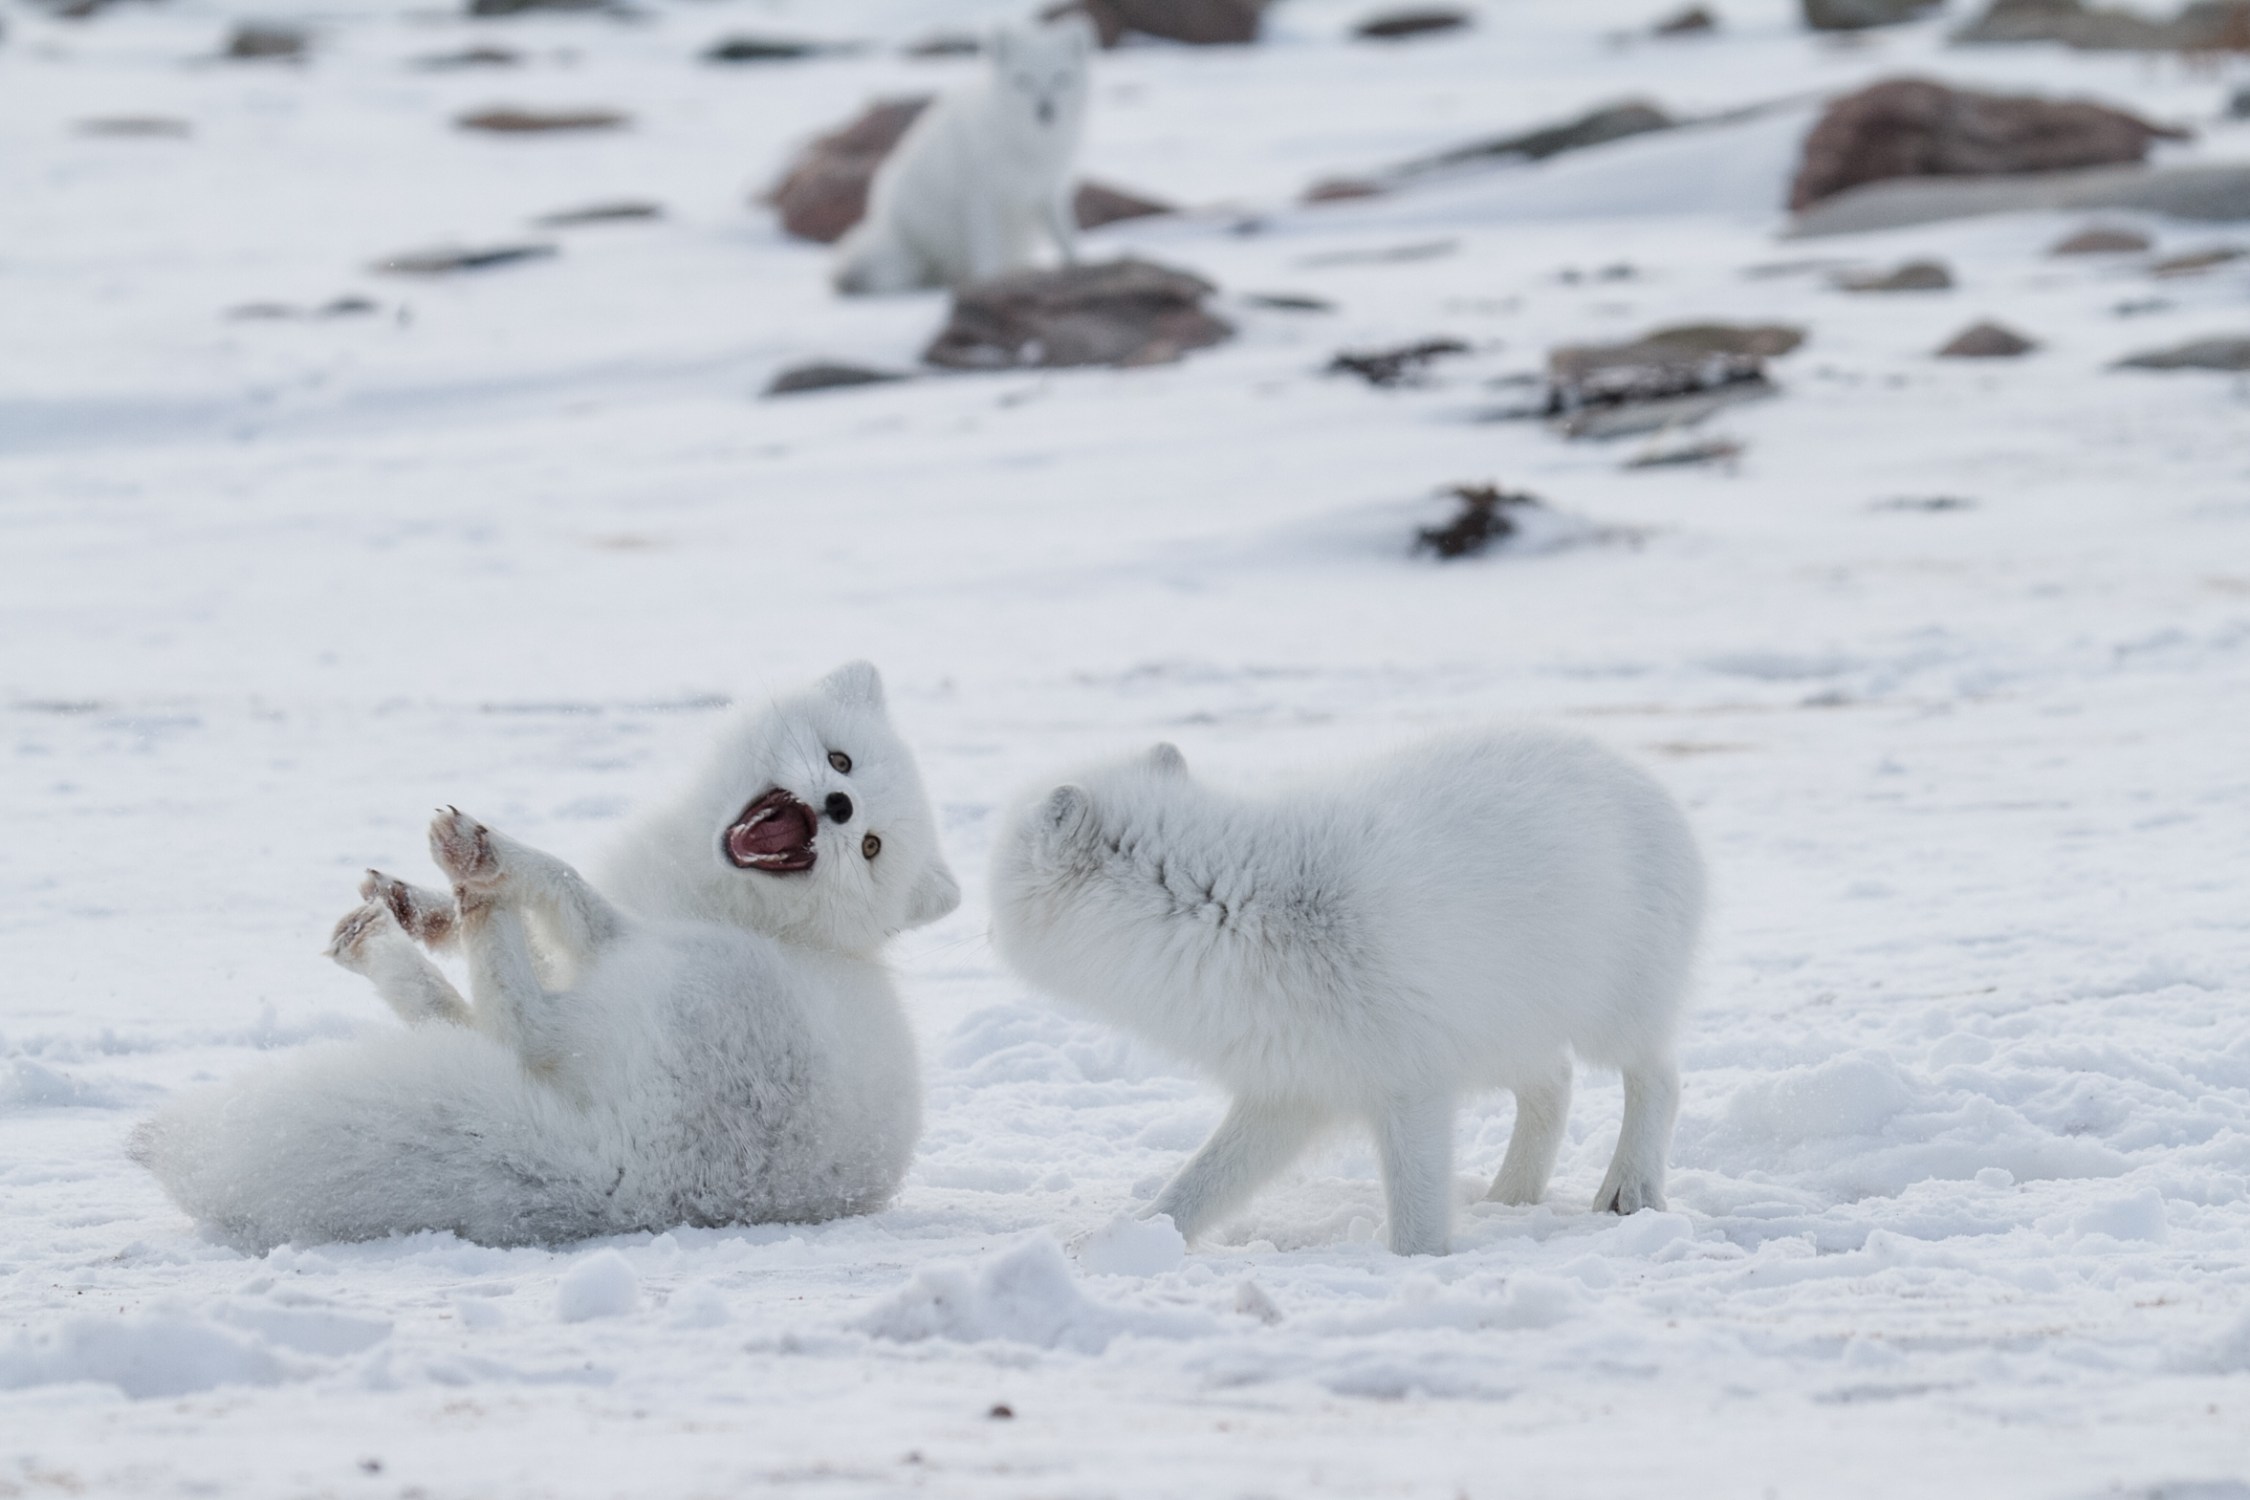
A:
924;258;1232;371
1835;259;1955;291
467;0;605;15
1409;101;1676;173
373;244;558;275
1802;0;1939;30
225;22;307;59
534;201;664;228
2050;225;2151;254
1937;320;2038;356
1789;160;2250;237
764;363;911;397
1954;0;2250;50
2114;336;2250;370
1545;330;1783;439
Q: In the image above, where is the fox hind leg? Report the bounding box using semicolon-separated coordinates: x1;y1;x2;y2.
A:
1487;1059;1573;1206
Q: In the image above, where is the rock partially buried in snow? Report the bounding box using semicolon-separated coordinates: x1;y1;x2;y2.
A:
373;243;557;275
533;200;662;228
2114;335;2250;371
1791;160;2250;237
764;362;912;397
923;258;1232;371
702;35;837;63
1544;323;1792;437
1045;0;1263;47
1415;483;1542;559
2150;246;2246;277
1937;320;2038;357
1834;259;1954;292
2050;224;2151;255
1073;180;1174;230
1802;0;1940;27
1327;337;1469;387
223;22;307;60
1401;100;1676;176
555;1251;638;1322
1077;1214;1186;1276
1354;8;1472;40
1789;78;2186;211
456;107;628;134
467;0;605;15
1955;0;2250;50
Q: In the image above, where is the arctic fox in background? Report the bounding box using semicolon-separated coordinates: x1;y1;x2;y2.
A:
832;16;1093;295
989;730;1705;1256
134;663;961;1251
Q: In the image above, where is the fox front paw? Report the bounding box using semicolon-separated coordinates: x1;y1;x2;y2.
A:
325;897;400;973
359;868;458;949
427;808;504;900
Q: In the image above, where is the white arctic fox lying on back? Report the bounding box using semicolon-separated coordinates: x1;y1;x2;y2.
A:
134;663;960;1251
989;730;1704;1256
832;16;1093;295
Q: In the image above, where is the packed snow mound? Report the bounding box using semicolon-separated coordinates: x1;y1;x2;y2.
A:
0;1312;295;1400
1077;1214;1188;1277
555;1251;640;1323
860;1237;1213;1353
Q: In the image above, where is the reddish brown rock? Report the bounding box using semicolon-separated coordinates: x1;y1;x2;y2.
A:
1789;78;2186;211
1074;180;1174;229
2049;224;2151;254
1936;320;2037;357
1954;0;2250;51
766;98;932;244
1043;0;1262;46
924;258;1231;370
457;107;627;134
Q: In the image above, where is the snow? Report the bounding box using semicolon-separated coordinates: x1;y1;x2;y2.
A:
3;0;2250;1493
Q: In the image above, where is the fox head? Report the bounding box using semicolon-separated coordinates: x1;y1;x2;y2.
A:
608;662;960;957
987;14;1094;142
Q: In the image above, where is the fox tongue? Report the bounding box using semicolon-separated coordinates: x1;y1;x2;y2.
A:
725;791;818;869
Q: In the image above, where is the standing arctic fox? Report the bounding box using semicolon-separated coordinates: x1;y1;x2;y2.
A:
988;731;1704;1256
133;663;961;1251
831;16;1093;295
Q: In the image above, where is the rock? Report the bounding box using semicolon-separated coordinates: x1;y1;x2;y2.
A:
2231;83;2250;119
767;98;931;244
1790;159;2250;237
412;46;522;69
373;243;558;275
1625;435;1742;468
1653;6;1719;33
2050;224;2151;254
1412;101;1676;172
1802;0;1938;28
1789;78;2186;211
1954;0;2250;50
1355;8;1472;40
2114;336;2250;370
1835;259;1955;291
1302;176;1388;203
2150;245;2245;276
1244;292;1335;312
1937;320;2037;356
225;23;307;59
534;200;663;227
1327;339;1470;387
1074;180;1173;229
1546;331;1779;439
904;32;982;56
1636;322;1806;357
1415;485;1541;559
923;258;1232;371
703;36;832;63
1045;0;1263;46
764;362;911;396
467;0;604;15
457;107;628;134
227;296;382;320
76;116;192;138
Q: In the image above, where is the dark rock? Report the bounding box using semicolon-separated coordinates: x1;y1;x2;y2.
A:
1327;338;1470;387
1355;8;1472;39
1244;292;1336;311
1874;495;1976;510
2151;245;2246;275
457;107;628;134
412;46;522;69
1790;79;2184;210
76;116;192;138
1045;0;1263;46
1422;101;1675;171
1416;484;1540;559
535;200;663;227
767;98;932;244
225;23;307;59
703;36;831;63
1636;322;1806;357
2231;83;2250;118
1802;0;1938;28
322;296;379;317
2115;336;2250;369
1937;320;2037;356
373;244;558;275
765;362;911;396
228;296;383;320
1835;259;1955;291
924;258;1232;371
1546;332;1779;439
1653;6;1719;33
904;32;981;56
1625;435;1743;468
2050;224;2151;253
1074;180;1174;229
467;0;604;15
1302;176;1388;203
1954;0;2250;50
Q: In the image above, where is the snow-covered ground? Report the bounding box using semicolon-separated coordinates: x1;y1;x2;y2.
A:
5;0;2250;1492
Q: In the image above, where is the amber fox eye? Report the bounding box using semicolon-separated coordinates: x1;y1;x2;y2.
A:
862;833;882;860
828;750;852;774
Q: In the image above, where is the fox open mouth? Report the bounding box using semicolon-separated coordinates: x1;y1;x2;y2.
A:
724;789;818;873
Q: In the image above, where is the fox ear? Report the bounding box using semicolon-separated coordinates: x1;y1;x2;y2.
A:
1148;742;1186;776
904;861;960;928
818;660;885;710
1042;784;1092;841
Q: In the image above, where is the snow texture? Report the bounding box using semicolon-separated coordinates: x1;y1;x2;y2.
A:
2;0;2248;1494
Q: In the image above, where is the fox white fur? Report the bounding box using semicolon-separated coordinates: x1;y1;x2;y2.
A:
832;17;1093;295
133;663;960;1252
988;730;1705;1256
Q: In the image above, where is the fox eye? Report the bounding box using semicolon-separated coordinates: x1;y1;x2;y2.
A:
861;833;882;860
828;750;852;774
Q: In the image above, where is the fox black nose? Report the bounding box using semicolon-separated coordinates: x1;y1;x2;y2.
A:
824;792;854;824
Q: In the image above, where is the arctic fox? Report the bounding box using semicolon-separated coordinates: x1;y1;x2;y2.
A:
133;662;961;1252
832;16;1093;295
988;730;1705;1256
